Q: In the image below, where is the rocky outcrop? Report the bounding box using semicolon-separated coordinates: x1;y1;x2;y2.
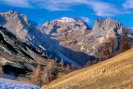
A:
41;17;90;44
0;11;59;60
76;18;130;59
0;26;44;77
0;10;32;41
0;10;50;52
0;26;44;60
41;17;88;35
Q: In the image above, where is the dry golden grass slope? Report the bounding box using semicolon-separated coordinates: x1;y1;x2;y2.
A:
42;48;133;89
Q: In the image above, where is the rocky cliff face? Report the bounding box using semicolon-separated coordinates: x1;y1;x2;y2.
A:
0;26;47;78
0;10;58;59
77;18;130;59
0;11;56;79
41;17;89;49
0;10;33;42
41;17;88;35
0;10;52;52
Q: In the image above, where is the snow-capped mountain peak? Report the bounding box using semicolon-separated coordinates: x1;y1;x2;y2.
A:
57;17;76;23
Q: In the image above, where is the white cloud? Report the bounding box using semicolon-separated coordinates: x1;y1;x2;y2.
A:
86;1;123;16
81;17;90;23
0;0;127;16
35;0;87;11
123;0;133;9
1;0;31;8
38;0;123;16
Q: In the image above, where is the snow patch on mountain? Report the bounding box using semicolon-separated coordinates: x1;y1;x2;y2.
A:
0;78;40;89
57;17;76;23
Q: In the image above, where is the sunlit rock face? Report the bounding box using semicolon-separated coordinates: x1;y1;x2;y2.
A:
42;17;130;65
42;17;90;49
0;10;53;61
41;17;93;65
42;17;88;35
0;10;47;44
0;10;30;42
77;18;130;59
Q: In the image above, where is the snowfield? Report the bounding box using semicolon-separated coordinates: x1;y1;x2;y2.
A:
0;78;40;89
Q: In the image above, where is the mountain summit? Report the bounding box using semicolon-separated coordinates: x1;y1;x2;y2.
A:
41;17;88;35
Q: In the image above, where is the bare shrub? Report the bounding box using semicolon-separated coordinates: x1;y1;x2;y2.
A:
30;65;43;87
0;63;3;77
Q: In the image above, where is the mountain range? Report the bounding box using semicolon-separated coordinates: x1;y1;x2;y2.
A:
0;10;133;88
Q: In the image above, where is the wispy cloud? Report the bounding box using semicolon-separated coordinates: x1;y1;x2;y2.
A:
87;1;124;16
81;17;90;23
37;0;123;16
1;0;31;8
0;0;129;16
34;0;87;11
123;0;133;9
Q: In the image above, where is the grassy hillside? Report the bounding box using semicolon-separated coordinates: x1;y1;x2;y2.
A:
42;48;133;89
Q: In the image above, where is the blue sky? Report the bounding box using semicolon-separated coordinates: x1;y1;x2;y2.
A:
0;0;133;28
